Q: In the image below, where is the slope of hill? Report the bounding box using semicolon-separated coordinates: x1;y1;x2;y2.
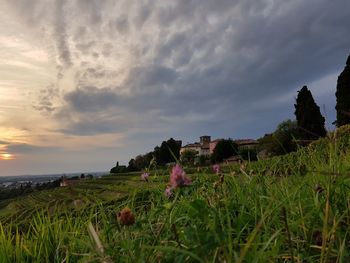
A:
1;126;350;262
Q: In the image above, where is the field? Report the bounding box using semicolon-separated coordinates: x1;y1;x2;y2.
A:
1;126;350;262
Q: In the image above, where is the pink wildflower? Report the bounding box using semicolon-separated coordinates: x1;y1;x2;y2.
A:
141;172;149;181
164;185;173;198
170;164;192;188
212;164;220;175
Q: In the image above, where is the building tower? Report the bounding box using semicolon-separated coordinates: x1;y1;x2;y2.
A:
200;136;211;147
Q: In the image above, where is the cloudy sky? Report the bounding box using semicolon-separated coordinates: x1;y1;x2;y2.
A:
0;0;349;176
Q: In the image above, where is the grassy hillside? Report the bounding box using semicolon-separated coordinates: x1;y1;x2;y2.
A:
1;126;350;262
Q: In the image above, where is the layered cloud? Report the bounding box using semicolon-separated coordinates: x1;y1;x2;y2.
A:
0;0;350;174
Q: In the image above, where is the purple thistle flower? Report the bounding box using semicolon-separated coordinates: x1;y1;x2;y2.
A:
141;172;149;181
164;185;172;198
212;164;220;175
170;164;192;188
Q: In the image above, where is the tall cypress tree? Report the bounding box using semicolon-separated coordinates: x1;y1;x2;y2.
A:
335;55;350;127
294;86;327;140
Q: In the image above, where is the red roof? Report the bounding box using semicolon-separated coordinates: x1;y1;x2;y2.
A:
182;143;201;148
234;139;258;145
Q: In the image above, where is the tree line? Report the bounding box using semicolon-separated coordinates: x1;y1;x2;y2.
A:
259;54;350;156
0;179;62;202
110;138;182;173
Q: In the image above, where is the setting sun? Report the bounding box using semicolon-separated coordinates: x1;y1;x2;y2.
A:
1;153;13;160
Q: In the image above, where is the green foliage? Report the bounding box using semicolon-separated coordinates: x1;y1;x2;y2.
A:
180;149;197;165
335;55;350;127
211;139;238;163
294;85;326;140
126;152;153;171
198;154;209;166
0;179;61;202
258;119;300;156
238;147;257;161
2;126;350;262
125;138;181;172
0;184;33;201
253;125;350;177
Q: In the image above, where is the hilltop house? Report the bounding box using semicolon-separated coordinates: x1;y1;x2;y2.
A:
59;174;91;187
180;136;211;156
233;139;259;150
60;177;80;187
180;136;259;158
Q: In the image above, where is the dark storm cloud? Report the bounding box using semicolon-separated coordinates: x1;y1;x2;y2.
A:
56;63;226;136
59;118;123;136
145;0;350;118
56;64;179;136
125;65;178;93
156;32;189;66
63;86;119;113
33;0;349;139
3;0;350;176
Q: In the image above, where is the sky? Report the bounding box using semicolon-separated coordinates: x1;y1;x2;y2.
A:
0;0;349;176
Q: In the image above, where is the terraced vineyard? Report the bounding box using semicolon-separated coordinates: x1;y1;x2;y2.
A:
1;126;350;262
0;172;166;225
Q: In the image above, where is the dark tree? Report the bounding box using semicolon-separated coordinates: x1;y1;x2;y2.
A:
335;55;350;127
166;138;182;161
154;138;181;165
211;139;238;163
128;158;136;171
258;119;300;156
294;86;326;140
274;119;300;153
133;153;153;170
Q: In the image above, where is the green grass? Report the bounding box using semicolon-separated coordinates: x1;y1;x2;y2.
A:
1;126;350;262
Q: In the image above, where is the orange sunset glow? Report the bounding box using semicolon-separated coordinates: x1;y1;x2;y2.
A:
1;153;13;160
